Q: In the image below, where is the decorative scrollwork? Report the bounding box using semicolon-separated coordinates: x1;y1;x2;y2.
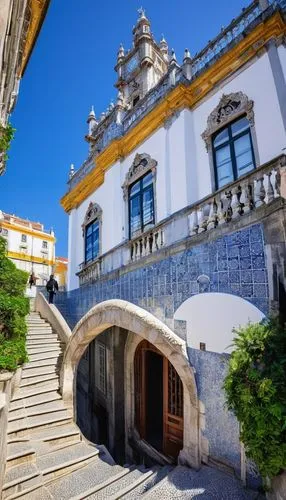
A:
81;202;102;237
122;153;157;199
202;92;254;151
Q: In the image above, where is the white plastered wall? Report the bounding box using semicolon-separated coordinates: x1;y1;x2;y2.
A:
174;293;265;354
67;51;286;290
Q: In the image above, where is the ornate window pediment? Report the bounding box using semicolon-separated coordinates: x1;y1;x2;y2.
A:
82;202;102;236
122;153;157;199
202;92;254;151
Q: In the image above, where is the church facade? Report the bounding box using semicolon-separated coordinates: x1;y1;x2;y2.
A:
58;0;286;487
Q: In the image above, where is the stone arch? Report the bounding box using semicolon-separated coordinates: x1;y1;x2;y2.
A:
60;299;200;468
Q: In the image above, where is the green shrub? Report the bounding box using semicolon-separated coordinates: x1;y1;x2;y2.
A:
224;318;286;482
0;236;29;371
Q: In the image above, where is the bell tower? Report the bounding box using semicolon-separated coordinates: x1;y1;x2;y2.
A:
115;8;168;110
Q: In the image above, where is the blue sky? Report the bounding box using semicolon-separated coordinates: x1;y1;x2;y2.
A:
1;0;250;257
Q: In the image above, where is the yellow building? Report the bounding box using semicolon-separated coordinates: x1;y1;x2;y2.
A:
54;256;68;290
0;210;55;285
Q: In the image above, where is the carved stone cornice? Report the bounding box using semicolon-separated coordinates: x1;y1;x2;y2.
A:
202;91;254;151
122;153;157;199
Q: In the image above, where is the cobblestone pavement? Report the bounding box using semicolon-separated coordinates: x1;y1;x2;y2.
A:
144;465;264;499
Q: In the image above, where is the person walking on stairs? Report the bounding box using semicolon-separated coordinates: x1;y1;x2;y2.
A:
46;274;59;304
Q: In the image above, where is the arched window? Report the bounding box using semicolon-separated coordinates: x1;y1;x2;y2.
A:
122;153;157;239
82;202;102;264
202;92;257;190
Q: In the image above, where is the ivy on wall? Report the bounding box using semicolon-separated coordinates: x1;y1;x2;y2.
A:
0;237;29;371
0;123;15;161
224;319;286;484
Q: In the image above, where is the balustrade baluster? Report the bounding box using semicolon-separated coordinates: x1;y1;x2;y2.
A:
266;171;275;203
189;210;199;235
254;176;266;207
207;199;217;229
198;206;208;233
230;186;241;218
274;167;281;197
217;194;226;225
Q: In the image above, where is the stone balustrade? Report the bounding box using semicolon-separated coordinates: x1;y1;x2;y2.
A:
78;258;101;286
77;155;285;286
130;227;165;262
188;157;283;236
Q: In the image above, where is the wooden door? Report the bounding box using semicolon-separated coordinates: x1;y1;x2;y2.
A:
134;341;184;460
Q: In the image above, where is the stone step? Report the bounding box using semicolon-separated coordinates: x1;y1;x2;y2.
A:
123;466;172;499
11;382;59;401
22;357;60;370
5;484;52;500
37;442;99;482
88;467;155;500
9;390;61;412
2;463;41;499
9;399;66;420
8;409;70;434
26;347;62;356
6;442;36;469
21;366;57;378
8;415;73;439
26;337;59;342
19;374;58;388
29;423;80;444
46;456;124;500
26;352;62;362
70;467;137;500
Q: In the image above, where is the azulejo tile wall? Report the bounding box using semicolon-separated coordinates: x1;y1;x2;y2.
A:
54;222;268;483
56;223;269;330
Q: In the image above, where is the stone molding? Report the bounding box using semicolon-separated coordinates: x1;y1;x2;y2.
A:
122;153;157;200
202;91;254;151
82;202;102;232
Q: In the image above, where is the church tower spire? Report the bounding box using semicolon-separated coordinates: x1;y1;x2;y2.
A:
114;9;168;110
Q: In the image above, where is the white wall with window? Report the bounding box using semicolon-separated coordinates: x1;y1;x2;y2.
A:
67;47;286;290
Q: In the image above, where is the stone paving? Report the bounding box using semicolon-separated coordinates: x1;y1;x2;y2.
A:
143;465;264;499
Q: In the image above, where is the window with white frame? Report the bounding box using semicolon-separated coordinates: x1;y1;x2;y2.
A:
42;240;48;249
21;234;27;243
82;202;102;265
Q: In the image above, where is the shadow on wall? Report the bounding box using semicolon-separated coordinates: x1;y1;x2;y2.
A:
174;292;265;354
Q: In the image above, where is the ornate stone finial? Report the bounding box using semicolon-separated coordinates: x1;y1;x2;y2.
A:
100;112;106;121
117;43;125;62
69;163;75;179
87;106;98;134
183;48;192;61
170;49;177;64
108;101;115;113
138;7;147;20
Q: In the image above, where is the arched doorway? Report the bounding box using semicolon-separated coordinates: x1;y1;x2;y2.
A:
134;340;183;461
61;299;200;469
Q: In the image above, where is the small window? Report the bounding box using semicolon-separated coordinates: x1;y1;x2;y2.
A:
133;95;140;107
200;343;206;351
42;241;48;249
212;115;255;189
21;234;27;243
0;228;8;237
129;171;154;238
95;342;107;394
85;219;99;263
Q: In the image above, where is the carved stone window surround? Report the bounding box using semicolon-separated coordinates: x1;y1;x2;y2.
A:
122;153;158;240
202;92;259;191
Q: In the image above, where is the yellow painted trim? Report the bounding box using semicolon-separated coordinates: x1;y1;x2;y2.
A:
0;221;55;242
8;251;55;266
61;12;286;213
19;0;50;77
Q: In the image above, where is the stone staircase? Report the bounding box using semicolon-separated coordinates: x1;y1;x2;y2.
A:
2;309;173;500
2;305;260;499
